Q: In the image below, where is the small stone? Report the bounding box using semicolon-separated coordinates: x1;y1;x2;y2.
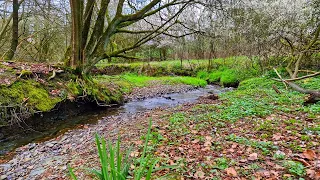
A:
46;143;55;148
0;164;11;171
24;157;32;162
30;167;45;176
0;175;7;180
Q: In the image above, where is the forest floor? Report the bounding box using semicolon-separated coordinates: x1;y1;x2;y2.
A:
1;76;319;180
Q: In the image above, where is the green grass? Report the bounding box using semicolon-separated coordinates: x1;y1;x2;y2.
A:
94;74;207;93
95;56;261;81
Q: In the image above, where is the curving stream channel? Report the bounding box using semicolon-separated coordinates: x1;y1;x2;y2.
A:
0;85;231;159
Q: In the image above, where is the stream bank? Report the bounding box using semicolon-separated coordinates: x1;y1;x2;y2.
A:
0;82;221;160
0;84;228;179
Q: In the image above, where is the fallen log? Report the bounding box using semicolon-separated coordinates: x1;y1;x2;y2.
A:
272;69;320;104
285;81;320;104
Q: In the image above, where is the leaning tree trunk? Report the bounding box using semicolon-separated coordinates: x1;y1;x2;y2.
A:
5;0;19;60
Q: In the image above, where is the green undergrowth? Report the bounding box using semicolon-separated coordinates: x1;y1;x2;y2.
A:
155;76;319;178
197;68;240;87
95;56;261;78
94;73;207;93
171;76;319;127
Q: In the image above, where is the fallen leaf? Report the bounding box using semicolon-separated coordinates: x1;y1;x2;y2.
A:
168;160;176;165
248;153;258;161
307;169;315;179
194;171;205;178
231;143;238;149
266;161;275;167
204;141;211;147
272;133;282;140
292;157;311;166
192;139;199;144
205;136;213;141
130;151;139;157
303;149;316;160
283;174;292;178
226;167;238;177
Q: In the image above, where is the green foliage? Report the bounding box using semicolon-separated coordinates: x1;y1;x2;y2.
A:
69;119;160;180
208;71;222;83
214;157;229;170
265;67;288;78
66;81;82;95
197;71;209;80
95;74;207;90
273;153;286;160
283;161;306;177
238;77;277;90
69;134;131;180
169;113;186;124
220;69;238;87
226;134;278;155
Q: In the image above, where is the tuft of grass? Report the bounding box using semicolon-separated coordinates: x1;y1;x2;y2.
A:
68;119;168;180
95;74;207;89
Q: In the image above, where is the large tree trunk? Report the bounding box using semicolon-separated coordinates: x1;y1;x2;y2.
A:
69;0;83;70
5;0;19;60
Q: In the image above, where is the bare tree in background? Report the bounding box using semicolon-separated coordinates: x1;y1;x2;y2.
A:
5;0;19;60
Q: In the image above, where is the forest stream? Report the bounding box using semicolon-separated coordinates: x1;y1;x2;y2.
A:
0;85;232;160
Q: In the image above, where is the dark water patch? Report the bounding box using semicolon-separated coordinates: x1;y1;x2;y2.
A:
0;101;119;157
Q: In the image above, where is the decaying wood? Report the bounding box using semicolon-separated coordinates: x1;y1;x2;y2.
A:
272;69;320;104
273;72;320;82
272;85;281;94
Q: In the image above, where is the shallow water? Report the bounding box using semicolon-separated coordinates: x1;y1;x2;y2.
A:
0;85;231;157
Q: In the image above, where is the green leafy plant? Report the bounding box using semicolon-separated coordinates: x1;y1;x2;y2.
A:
214;157;229;170
283;160;306;177
68;119;160;180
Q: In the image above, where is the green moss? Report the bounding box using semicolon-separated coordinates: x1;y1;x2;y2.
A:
197;71;209;80
66;81;82;95
19;69;32;77
220;69;239;87
208;71;222;83
0;80;62;114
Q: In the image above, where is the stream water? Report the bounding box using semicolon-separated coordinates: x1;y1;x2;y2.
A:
0;85;231;158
